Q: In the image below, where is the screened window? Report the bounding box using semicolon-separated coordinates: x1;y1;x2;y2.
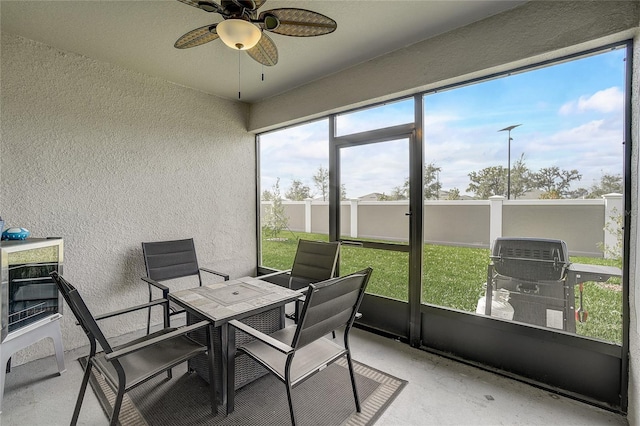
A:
258;119;330;269
257;45;628;345
335;98;414;136
421;47;626;344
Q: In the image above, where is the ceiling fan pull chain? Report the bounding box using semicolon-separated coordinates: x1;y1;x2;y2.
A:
238;50;241;100
262;63;265;82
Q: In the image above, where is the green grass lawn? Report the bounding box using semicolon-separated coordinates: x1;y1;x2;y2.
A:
261;230;623;344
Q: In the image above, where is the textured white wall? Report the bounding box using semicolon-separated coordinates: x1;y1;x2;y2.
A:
1;34;256;363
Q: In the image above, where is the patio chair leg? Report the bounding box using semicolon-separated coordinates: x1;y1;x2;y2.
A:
110;385;125;426
147;289;153;335
285;381;297;426
71;359;93;426
345;352;361;412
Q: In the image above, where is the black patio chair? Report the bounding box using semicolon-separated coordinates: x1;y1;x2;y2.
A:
261;239;340;290
260;239;340;323
230;267;372;426
50;271;217;426
142;238;229;333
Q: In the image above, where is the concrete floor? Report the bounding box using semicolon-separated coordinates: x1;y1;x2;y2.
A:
1;326;629;426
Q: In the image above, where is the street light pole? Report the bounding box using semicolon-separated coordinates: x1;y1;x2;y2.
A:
498;124;521;199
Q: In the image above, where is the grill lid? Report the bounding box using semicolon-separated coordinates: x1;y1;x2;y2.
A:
491;237;570;282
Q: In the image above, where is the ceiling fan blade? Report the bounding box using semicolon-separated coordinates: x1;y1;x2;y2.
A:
230;0;260;11
259;8;337;37
253;0;267;9
174;24;220;49
246;32;278;66
177;0;225;14
176;0;203;10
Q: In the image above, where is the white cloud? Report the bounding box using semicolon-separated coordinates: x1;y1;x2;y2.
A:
559;87;623;115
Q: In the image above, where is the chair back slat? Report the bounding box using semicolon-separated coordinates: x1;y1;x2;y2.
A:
50;271;114;353
294;268;371;348
142;238;201;282
289;240;339;290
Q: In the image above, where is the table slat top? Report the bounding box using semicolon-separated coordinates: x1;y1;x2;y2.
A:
170;276;302;325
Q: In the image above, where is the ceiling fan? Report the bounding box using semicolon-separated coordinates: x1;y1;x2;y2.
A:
174;0;337;66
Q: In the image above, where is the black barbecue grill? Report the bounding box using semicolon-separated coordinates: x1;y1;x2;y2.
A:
484;237;573;331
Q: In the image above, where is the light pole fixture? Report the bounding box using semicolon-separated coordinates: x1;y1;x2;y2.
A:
498;124;521;200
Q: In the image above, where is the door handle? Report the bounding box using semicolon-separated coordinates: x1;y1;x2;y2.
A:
405;212;412;216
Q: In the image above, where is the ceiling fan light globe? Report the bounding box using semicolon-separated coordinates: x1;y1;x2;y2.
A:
217;19;261;50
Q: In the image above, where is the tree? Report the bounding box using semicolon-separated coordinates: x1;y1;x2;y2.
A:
508;153;533;199
569;173;622;199
466;154;533;199
531;166;582;198
285;179;312;200
311;166;348;200
395;162;442;200
467;166;507;199
423;163;442;200
379;186;406;201
447;188;460;200
539;189;561;199
340;184;348;201
566;187;589;199
598;208;623;265
312;166;329;201
587;173;622;198
261;189;273;201
262;178;289;238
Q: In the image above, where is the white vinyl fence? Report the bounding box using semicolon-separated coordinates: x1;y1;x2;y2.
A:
261;193;623;258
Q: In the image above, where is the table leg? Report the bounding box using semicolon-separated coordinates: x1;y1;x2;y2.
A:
221;322;236;414
279;306;285;328
220;323;228;409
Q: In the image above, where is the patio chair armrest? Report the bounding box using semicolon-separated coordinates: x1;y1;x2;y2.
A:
94;298;168;322
142;276;169;292
258;269;292;280
200;267;230;281
105;320;211;361
229;319;294;354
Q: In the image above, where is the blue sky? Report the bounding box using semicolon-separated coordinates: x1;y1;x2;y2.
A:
260;47;626;199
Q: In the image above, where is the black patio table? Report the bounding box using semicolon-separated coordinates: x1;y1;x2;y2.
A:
169;276;302;414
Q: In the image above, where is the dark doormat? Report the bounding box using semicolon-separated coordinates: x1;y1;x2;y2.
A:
81;356;406;425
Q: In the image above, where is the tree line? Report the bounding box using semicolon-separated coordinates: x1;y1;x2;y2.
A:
465;154;621;199
262;166;346;201
262;158;622;202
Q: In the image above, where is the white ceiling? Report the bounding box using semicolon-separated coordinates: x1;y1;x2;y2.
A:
1;0;526;103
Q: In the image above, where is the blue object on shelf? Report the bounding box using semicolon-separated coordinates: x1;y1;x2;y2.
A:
2;227;30;240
